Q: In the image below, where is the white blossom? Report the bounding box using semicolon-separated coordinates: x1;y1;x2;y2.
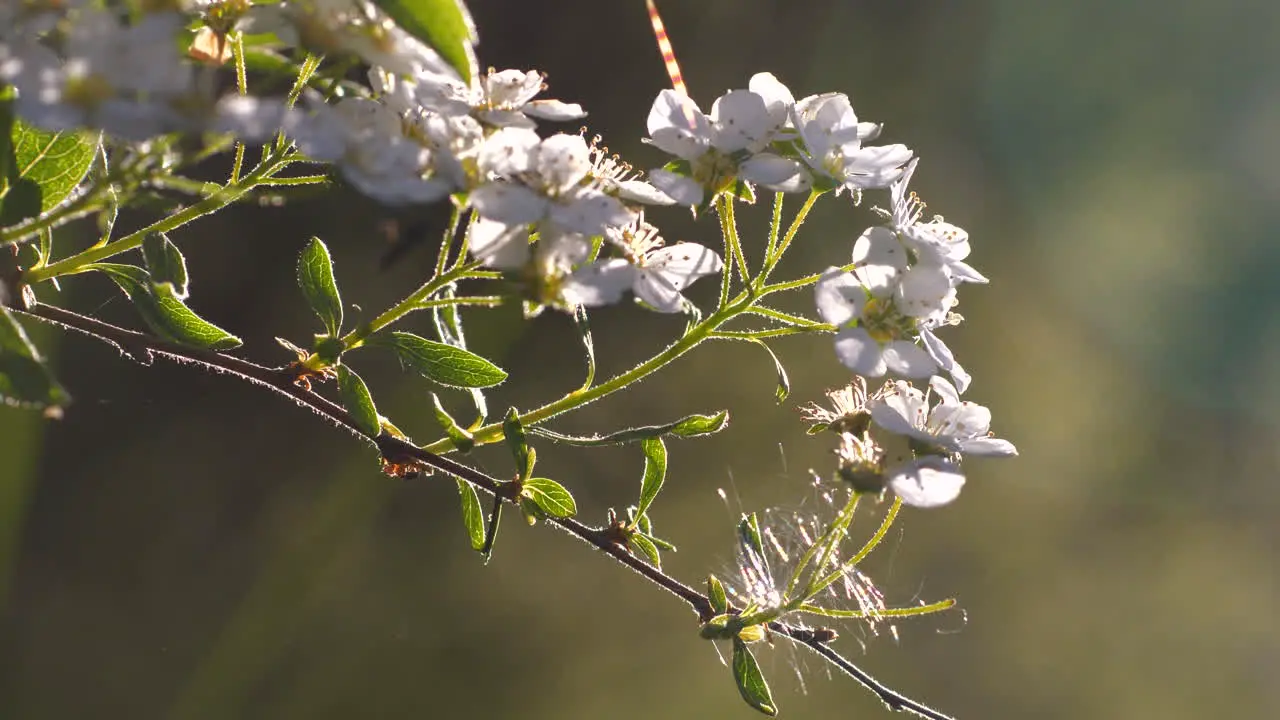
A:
645;77;809;207
792;92;912;193
563;216;722;313
468;131;634;236
870;377;1017;458
888;159;987;284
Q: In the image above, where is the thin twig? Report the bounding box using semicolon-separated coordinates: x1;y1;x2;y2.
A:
14;301;953;720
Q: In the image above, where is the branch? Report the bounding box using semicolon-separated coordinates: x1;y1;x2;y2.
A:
15;301;953;720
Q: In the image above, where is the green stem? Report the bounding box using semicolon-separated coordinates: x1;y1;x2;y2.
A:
338;259;485;349
411;296;502;309
0;184;112;246
742;305;829;329
806;497;902;601
24;153;296;283
720;195;750;288
423;296;752;453
757;189;821;288
708;327;828;341
765;191;785;258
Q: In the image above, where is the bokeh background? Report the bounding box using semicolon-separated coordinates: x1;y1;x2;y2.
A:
2;0;1278;718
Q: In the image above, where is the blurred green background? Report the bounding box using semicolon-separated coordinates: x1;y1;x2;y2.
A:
2;0;1277;718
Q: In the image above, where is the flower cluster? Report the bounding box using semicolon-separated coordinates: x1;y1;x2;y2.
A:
802;376;1016;508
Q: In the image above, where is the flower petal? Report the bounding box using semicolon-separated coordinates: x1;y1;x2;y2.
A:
881;340;938;378
833;327;887;377
889;457;966;508
814;268;866;326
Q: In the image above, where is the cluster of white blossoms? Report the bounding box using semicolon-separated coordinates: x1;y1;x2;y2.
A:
802;375;1016;508
0;0;1013;505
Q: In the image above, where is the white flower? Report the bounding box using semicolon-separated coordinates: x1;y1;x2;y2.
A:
886;456;967;508
468;131;634;236
813;241;936;380
468;218;589;272
645;79;808;206
563;216;723;313
373;66;583;129
870;377;1017;458
792;92;912;193
287;98;453;205
0;10;193;138
888;159;987;284
246;0;459;79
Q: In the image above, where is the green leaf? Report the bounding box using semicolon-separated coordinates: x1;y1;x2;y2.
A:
0;307;68;408
335;365;380;437
526;410;729;447
91;263;242;351
503;407;531;479
0;106;97;228
707;575;728;614
431;392;475;451
731;639;777;716
737;512;767;572
297;237;342;336
370;0;478;82
670;410;730;437
749;338;790;403
455;479;485;551
572;303;595;391
521;477;576;519
142;232;189;299
629;533;661;568
373;331;506;388
636;437;667;518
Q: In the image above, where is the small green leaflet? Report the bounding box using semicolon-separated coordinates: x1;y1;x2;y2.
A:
707;575;728;615
90;263;241;350
372;331;506;388
0;307;68;408
455;479;486;551
749;338;790;403
636;437;667;518
521;477;576;519
0;104;98;229
297;237;343;336
629;533;661;567
142;232;189;299
431;392;475;451
335;365;380;437
526;410;729;447
731;638;777;716
370;0;478;83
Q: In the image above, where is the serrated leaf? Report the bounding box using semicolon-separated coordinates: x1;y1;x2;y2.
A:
629;533;661;567
297;237;342;336
336;365;380;437
707;575;728;614
370;0;477;82
0;108;98;228
521;477;576;519
636;437;667;518
455;479;485;551
0;307;69;408
142;232;189;299
91;263;242;350
749;338;789;403
731;639;777;716
526;410;729;447
373;331;506;388
503;407;531;478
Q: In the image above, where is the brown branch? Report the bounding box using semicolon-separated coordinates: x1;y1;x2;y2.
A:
15;300;953;720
